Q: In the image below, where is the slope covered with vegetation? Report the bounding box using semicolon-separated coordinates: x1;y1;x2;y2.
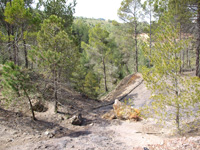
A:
0;0;199;135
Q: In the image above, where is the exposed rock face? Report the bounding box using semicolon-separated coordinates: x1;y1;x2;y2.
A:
71;113;83;125
101;73;142;101
113;99;141;121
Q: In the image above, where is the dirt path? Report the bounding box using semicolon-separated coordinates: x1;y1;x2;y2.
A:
0;73;199;150
0;116;165;150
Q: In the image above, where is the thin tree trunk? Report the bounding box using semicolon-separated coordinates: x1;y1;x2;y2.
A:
6;1;12;61
24;89;36;120
179;27;182;73
102;58;108;92
175;76;180;133
22;25;28;68
175;52;180;133
186;34;191;68
196;2;200;77
176;103;180;133
16;43;19;65
53;68;58;113
11;26;18;65
7;23;12;61
182;49;185;70
187;48;190;68
134;20;138;72
23;39;28;68
149;4;152;68
12;41;17;64
8;37;12;61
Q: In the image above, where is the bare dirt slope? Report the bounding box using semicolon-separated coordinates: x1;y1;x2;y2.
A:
0;73;200;150
0;106;165;150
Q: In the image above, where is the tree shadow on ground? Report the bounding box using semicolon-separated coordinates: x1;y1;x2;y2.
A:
68;131;92;138
0;106;115;139
0;107;87;138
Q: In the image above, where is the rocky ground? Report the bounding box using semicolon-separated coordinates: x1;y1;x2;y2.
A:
0;106;165;150
0;73;199;150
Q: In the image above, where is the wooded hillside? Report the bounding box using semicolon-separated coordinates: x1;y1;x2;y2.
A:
0;0;199;132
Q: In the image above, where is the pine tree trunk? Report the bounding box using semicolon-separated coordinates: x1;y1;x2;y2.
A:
149;6;152;68
134;20;138;72
7;23;12;61
53;68;58;113
175;82;180;133
175;52;180;133
102;58;108;92
179;28;182;73
11;26;16;64
23;39;28;68
13;41;17;64
24;89;36;120
176;103;180;133
182;49;185;70
22;25;28;68
187;48;190;68
16;43;19;65
196;2;200;77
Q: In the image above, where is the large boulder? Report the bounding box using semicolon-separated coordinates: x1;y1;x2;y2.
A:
113;99;141;121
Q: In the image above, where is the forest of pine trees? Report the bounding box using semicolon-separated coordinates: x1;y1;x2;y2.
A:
0;0;200;126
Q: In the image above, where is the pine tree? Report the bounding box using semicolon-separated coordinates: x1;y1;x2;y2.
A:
4;0;32;67
118;0;143;72
39;0;76;33
82;24;112;93
142;0;155;67
153;0;200;77
142;13;200;132
70;51;89;94
1;61;36;120
72;19;90;52
84;71;100;99
29;15;78;113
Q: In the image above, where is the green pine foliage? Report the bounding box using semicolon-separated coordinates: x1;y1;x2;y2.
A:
29;15;78;113
142;13;200;132
82;24;114;93
0;61;36;120
30;15;78;73
72;19;90;52
41;0;76;33
84;71;100;99
0;0;199;126
70;51;89;93
4;0;31;26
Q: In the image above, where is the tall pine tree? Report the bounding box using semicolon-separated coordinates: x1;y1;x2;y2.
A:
142;13;200;132
29;15;78;113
